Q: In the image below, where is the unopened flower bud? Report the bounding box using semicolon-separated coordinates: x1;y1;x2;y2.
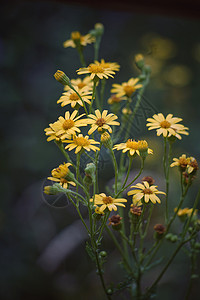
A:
101;132;112;149
54;70;71;86
135;54;145;70
44;184;62;195
84;163;96;183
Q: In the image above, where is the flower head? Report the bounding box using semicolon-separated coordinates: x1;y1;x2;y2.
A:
154;224;166;235
63;76;93;92
46;110;88;140
146;113;189;140
113;139;153;157
108;94;126;105
87;109;120;134
64;134;100;154
90;193;127;213
108;215;122;229
127;181;165;204
77;61;116;80
47;163;75;189
170;154;198;174
63;31;95;48
130;205;142;216
44;124;62;142
142;176;155;186
111;78;143;97
57;86;92;108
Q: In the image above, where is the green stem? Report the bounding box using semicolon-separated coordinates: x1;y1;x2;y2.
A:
106;225;135;277
76;46;86;67
115;158;144;198
54;140;75;168
69;85;88;115
67;194;90;233
100;78;106;109
122;156;133;190
89;79;98;113
109;147;118;194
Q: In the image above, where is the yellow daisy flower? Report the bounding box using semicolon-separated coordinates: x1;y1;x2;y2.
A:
47;110;88;140
174;207;197;217
111;78;143;97
63;31;95;48
107;94;126;105
127;181;165;204
113;139;153;156
187;157;198;174
90;193;127;213
146;113;189;140
77;61;116;80
170;154;190;170
63;76;93;92
64;134;100;154
96;59;120;72
47;163;76;189
44;124;62;142
57;86;92;108
87;109;120;135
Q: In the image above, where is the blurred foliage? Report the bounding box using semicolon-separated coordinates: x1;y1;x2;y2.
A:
0;1;200;299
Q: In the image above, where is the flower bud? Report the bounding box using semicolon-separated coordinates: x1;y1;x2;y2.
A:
44;184;62;195
135;54;145;70
84;163;96;183
54;70;71;86
154;224;166;240
101;132;112;149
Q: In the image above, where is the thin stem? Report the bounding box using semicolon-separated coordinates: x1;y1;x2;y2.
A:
115;158;144;198
54;140;75;168
76;46;86;67
89;79;98;113
109;147;118;194
106;225;135;277
122;156;133;189
100;78;106;109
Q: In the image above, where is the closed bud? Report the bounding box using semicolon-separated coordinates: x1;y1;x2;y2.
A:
135;54;145;70
101;132;112;149
44;184;62;195
54;70;71;86
84;163;96;183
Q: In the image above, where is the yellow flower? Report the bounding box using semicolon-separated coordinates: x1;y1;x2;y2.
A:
47;163;76;189
187;157;198;174
57;86;92;108
170;154;190;170
44;124;62;142
63;31;95;48
64;134;100;154
90;193;127;213
127;181;165;204
46;110;88;140
97;59;120;71
87;109;120;134
63;76;93;92
77;61;116;80
146;113;189;140
107;94;126;105
174;207;198;217
111;78;143;97
113;139;153;156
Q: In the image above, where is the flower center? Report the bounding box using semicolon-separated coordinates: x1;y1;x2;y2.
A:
60;178;68;184
137;140;148;151
123;85;135;97
102;196;113;204
75;136;90;146
69;92;80;101
160;120;171;128
126;139;138;150
110;95;121;103
71;31;81;41
96;118;106;127
143;188;153;194
88;64;104;74
62;119;75;130
77;82;86;89
179;158;189;168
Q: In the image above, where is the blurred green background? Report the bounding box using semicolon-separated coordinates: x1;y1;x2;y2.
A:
1;1;200;299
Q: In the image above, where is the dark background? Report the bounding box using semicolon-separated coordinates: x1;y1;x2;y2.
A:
1;1;200;299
